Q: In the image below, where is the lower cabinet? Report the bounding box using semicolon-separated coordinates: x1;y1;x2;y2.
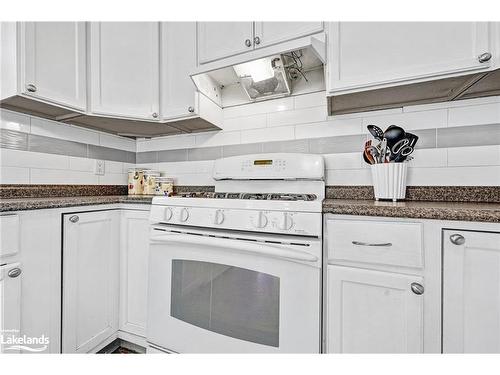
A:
119;210;150;338
0;262;22;354
327;265;424;353
443;230;500;353
62;210;120;353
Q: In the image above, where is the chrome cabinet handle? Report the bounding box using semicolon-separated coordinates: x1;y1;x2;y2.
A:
188;106;195;113
244;39;252;47
68;215;79;223
411;282;424;295
352;241;392;247
26;84;37;93
152;112;159;119
449;234;465;245
8;268;22;278
254;36;261;45
478;52;492;63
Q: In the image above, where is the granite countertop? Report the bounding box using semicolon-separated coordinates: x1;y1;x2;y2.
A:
0;195;154;212
323;199;500;223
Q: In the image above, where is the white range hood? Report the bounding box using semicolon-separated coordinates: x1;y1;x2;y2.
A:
190;33;327;108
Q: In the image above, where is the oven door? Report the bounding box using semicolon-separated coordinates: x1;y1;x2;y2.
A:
147;226;321;353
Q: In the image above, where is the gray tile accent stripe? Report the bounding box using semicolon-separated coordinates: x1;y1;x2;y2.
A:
135;123;500;162
0;129;136;163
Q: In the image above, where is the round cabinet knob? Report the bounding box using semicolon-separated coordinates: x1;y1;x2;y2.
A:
478;52;492;63
26;84;37;93
278;212;293;231
152;112;159;119
245;39;252;47
450;233;465;245
410;282;424;295
254;36;261;45
214;209;224;225
68;215;79;223
164;207;173;221
188;106;195;113
251;212;268;229
179;208;189;222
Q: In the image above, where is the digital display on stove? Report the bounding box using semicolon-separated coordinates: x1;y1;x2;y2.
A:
253;159;273;166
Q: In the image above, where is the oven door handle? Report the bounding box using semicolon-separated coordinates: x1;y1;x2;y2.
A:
150;233;318;263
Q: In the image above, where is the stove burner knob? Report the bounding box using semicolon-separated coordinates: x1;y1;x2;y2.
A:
214;209;225;225
164;207;173;221
278;212;294;231
179;208;189;222
251;212;268;229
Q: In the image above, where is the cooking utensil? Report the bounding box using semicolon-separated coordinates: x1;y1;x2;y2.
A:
367;125;384;140
363;140;375;165
383;125;406;149
405;132;419;148
378;138;388;163
389;137;415;162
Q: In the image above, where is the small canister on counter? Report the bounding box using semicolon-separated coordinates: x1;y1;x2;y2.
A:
155;177;175;196
128;168;147;195
143;170;161;195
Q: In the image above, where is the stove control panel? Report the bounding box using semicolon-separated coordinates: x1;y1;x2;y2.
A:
150;206;321;236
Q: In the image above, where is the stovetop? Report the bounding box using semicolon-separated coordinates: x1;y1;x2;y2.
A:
174;192;318;201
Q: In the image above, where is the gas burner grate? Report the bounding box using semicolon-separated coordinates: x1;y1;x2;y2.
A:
174;192;317;201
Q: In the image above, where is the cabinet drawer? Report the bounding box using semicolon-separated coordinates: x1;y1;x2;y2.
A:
327;219;423;268
0;214;19;259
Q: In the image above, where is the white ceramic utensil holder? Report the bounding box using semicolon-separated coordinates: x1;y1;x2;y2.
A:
370;162;408;201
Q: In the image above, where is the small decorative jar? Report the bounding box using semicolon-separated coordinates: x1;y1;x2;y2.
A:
155;177;175;196
128;169;147;195
143;171;161;195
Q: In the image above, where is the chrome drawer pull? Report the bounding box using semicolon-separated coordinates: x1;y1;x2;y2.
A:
352;241;392;247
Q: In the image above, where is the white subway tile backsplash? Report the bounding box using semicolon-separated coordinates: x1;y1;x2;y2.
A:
324;152;363;170
223;97;294;119
31;117;100;145
267;106;326;127
98;173;128;185
30;168;98;184
241;126;295;144
447;145;500;167
294;91;327;109
326;169;372;185
408;148;447;168
0;166;30;184
99;133;136;153
362;109;448;131
295;118;363;139
0;109;30;133
137;134;195;152
407;166;500;186
223;114;267;131
448;102;500;127
1;148;69;170
195;131;241;147
105;160;124;174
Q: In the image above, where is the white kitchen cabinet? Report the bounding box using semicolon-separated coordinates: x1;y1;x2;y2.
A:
62;210;120;353
20;22;87;111
89;22;160;121
327;22;496;95
160;22;198;120
254;22;323;48
327;265;424;353
119;210;150;338
197;22;254;64
0;262;22;354
443;229;500;353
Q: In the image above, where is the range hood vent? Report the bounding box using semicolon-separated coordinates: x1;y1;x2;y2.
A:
328;68;500;115
191;33;327;108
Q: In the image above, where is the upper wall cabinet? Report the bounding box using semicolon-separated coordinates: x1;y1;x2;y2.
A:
160;22;198;120
197;22;254;64
254;22;323;48
327;22;497;95
197;22;324;65
20;22;87;111
89;22;160;121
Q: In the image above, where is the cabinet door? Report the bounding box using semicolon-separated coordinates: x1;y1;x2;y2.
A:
443;230;500;353
119;210;150;337
62;210;120;353
89;22;160;121
327;265;423;353
22;22;87;111
197;22;254;64
0;263;22;354
160;22;197;120
254;22;323;48
328;22;493;94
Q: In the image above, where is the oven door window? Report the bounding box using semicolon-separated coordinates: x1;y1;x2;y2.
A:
171;259;280;347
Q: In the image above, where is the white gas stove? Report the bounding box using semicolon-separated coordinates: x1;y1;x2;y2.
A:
147;153;325;353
